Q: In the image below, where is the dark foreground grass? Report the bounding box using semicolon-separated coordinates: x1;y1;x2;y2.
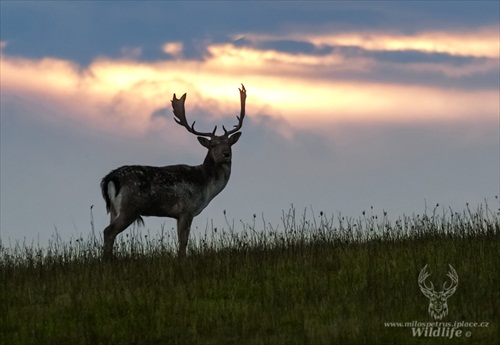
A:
1;204;499;345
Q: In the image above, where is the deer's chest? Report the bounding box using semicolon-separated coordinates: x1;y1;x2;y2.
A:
149;176;226;216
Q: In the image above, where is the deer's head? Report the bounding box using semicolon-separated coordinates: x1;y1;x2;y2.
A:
418;264;458;320
171;85;246;164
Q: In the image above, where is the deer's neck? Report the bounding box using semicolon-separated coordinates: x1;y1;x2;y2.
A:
202;155;231;182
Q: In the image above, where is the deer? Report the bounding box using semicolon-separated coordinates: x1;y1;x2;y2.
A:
100;85;246;260
418;264;459;320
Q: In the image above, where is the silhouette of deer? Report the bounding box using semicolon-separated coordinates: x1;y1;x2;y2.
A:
101;85;246;259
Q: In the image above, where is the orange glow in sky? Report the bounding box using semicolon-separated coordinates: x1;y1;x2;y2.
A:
1;26;498;136
243;26;500;58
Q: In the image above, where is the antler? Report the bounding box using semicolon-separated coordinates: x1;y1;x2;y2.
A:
223;84;246;136
418;265;435;297
443;264;458;297
171;93;216;137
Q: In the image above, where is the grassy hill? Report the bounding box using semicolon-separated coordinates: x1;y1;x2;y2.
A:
1;204;499;344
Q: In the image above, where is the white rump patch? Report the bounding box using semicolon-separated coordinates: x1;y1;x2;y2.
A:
107;181;117;200
107;181;122;216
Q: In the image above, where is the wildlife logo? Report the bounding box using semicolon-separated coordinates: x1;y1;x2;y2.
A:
418;264;459;320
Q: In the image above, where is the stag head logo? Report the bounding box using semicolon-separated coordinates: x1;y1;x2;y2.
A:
418;264;459;320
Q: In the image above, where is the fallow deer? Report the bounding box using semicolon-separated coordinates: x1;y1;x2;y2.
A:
101;85;246;259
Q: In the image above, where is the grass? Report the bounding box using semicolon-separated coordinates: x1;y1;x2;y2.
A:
1;202;499;345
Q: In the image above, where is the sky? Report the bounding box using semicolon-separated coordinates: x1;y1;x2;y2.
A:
1;1;499;246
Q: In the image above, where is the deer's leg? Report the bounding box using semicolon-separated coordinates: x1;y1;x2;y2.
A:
103;214;136;260
177;215;193;258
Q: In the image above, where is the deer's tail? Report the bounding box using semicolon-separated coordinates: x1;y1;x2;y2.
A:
100;173;120;214
100;172;144;227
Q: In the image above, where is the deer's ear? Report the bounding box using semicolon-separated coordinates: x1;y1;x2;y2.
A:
229;132;242;146
197;137;211;148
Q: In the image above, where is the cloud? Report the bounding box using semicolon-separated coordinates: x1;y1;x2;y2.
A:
162;42;184;59
241;26;499;58
1;26;498;141
120;46;143;60
232;27;500;82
